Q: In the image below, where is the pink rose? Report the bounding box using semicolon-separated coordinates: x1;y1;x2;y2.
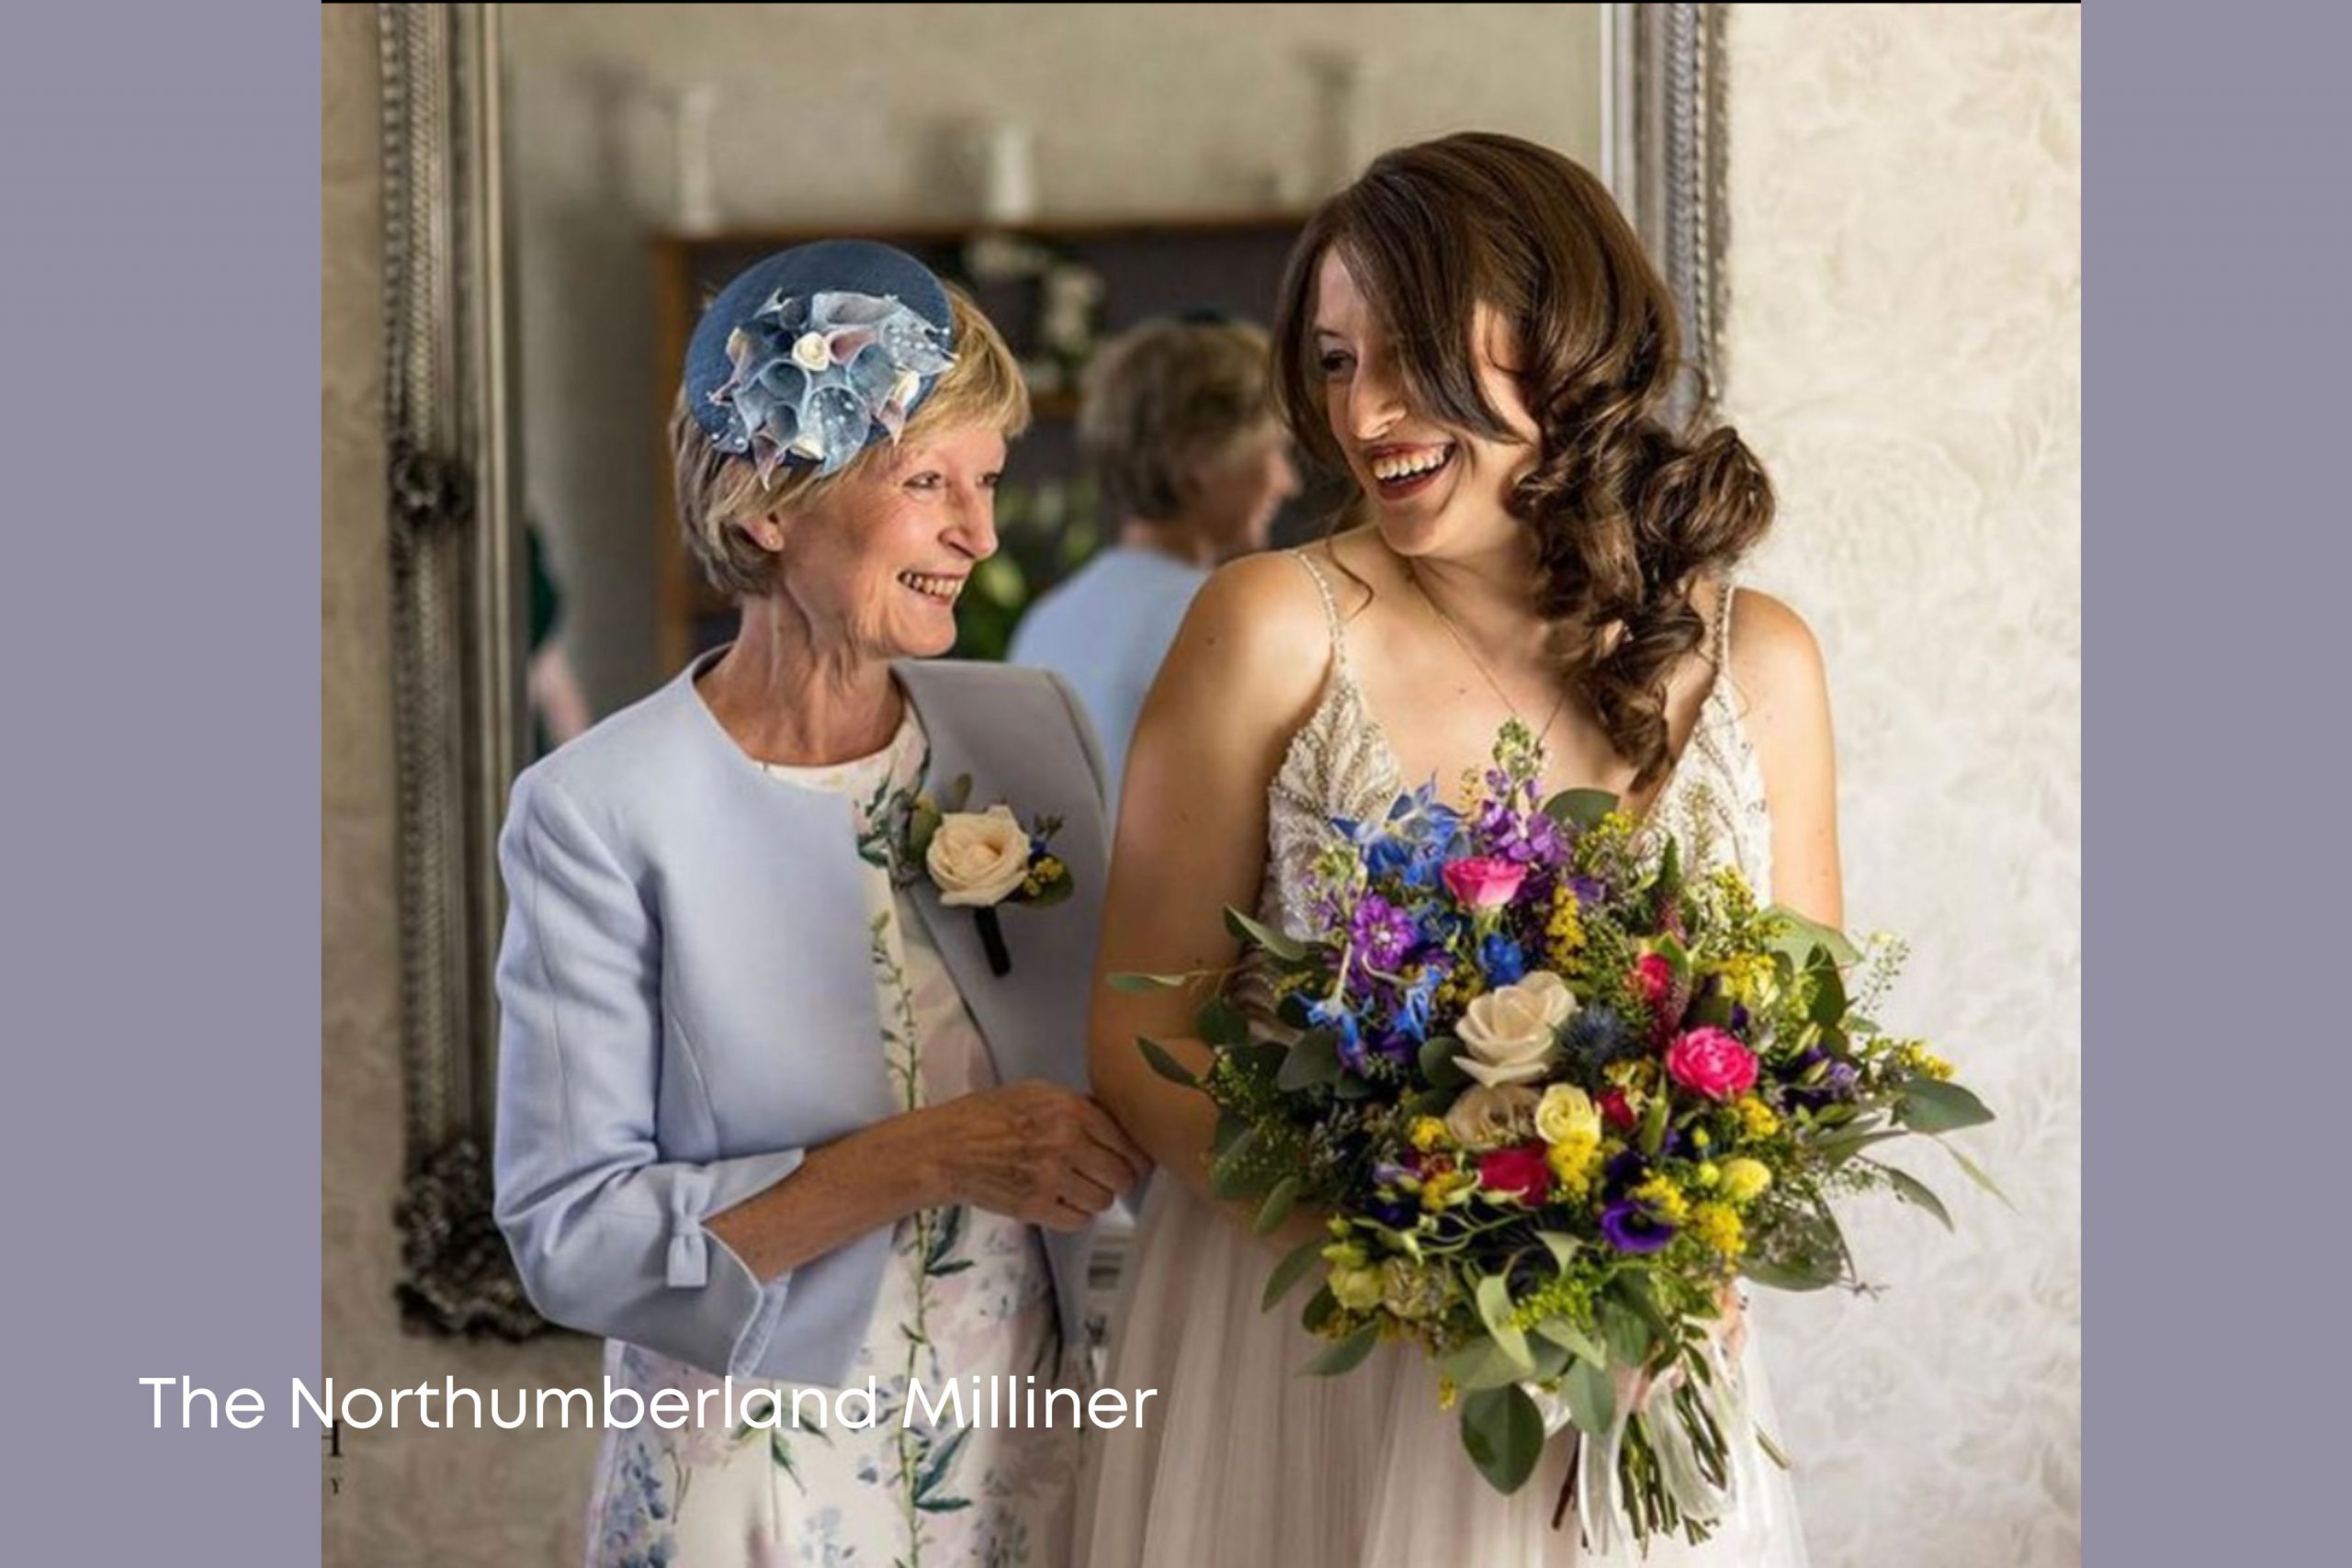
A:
1476;1142;1555;1204
1634;953;1676;1006
1665;1027;1760;1101
1442;856;1529;911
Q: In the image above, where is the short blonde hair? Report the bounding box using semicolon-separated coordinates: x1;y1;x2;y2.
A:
672;286;1030;598
1079;318;1277;523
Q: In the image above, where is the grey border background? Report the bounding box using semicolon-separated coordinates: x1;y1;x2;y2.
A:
4;2;2347;1561
2092;2;2351;1562
2;1;321;1560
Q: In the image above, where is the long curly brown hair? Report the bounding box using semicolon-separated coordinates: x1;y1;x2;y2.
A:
1271;131;1774;789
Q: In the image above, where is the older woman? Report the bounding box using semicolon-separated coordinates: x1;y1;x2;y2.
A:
1007;315;1298;806
493;240;1142;1568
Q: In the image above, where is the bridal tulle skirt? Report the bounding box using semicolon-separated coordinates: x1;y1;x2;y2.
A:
1077;1178;1812;1567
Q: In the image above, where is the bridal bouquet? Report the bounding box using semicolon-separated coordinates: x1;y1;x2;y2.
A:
1119;721;1996;1551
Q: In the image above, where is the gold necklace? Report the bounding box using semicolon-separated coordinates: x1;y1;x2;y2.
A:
1403;558;1569;749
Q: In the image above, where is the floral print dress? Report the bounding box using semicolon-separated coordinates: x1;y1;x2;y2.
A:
587;705;1083;1568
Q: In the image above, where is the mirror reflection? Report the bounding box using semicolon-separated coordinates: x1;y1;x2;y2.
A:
504;3;1605;764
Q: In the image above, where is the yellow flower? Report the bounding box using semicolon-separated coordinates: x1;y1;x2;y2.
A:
1546;1132;1603;1195
1720;1157;1772;1204
1408;1116;1451;1154
1714;952;1777;1009
1694;1161;1722;1189
1420;1168;1477;1212
1735;1097;1781;1140
1892;1041;1955;1080
1633;1174;1690;1225
1544;886;1586;970
1535;1085;1602;1145
1329;1260;1385;1312
1606;1058;1660;1094
1033;854;1066;883
1692;1201;1746;1258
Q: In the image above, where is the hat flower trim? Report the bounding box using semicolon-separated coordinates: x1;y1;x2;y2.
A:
709;289;956;482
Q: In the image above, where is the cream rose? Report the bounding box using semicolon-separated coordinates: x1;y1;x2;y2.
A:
1534;1083;1602;1145
1442;1083;1541;1151
1453;970;1576;1087
925;806;1033;907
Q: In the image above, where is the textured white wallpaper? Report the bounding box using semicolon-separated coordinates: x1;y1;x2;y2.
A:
1722;6;2082;1566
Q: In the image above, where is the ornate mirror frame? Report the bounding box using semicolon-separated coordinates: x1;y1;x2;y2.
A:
376;0;1730;1336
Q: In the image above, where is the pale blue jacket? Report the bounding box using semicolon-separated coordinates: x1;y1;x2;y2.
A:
491;653;1111;1386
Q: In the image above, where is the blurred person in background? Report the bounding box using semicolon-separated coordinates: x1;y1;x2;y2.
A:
1009;315;1298;807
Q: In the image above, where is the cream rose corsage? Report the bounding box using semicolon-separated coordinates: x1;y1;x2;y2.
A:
909;773;1072;976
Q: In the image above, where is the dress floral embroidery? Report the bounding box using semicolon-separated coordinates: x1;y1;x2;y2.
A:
584;704;1083;1568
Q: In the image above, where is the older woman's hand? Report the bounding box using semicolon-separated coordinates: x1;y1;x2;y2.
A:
915;1081;1147;1232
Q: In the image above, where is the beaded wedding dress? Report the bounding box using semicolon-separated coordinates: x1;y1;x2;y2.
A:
1076;550;1812;1566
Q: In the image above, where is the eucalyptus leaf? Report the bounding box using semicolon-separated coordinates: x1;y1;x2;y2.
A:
1136;1037;1199;1089
1443;1333;1566;1393
1418;1035;1470;1090
1459;1385;1547;1495
1768;906;1861;967
1740;1252;1843;1292
1301;1284;1338;1335
1110;971;1193;994
1305;1322;1381;1377
1544;788;1620;830
1197;997;1250;1049
1564;1356;1617;1438
1600;1301;1654;1367
1024;877;1074;908
1870;1161;1955;1231
1276;1030;1344;1092
1938;1137;2018;1210
1896;1079;1996;1134
1253;1176;1303;1236
1813;1127;1905;1165
1532;1316;1607;1365
1808;961;1849;1026
1225;907;1307;963
1261;1235;1325;1314
1209;1128;1265;1200
1476;1274;1538;1374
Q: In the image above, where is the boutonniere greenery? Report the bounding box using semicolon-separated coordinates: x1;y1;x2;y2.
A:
909;773;1073;976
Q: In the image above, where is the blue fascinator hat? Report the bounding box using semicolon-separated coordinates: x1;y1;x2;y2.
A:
684;239;958;483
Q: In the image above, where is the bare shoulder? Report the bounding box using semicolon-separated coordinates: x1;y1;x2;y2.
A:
1720;586;1834;784
1724;587;1826;706
1164;549;1333;701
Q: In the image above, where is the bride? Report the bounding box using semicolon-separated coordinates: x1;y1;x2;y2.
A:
1077;132;1834;1566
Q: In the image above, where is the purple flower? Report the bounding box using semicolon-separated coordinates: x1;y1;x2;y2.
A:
1601;1201;1676;1254
1781;1046;1861;1111
1349;894;1419;975
1602;1147;1649;1201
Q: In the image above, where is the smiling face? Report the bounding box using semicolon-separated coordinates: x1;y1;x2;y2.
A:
1309;248;1541;564
767;420;1007;661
